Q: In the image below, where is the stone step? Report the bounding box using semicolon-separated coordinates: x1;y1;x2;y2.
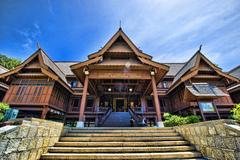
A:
60;136;183;142
70;127;173;130
55;141;190;147
41;152;202;159
66;132;179;137
48;146;195;153
68;129;176;133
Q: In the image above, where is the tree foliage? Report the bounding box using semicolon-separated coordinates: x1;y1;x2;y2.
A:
0;54;21;70
231;103;240;121
163;113;201;127
0;103;10;121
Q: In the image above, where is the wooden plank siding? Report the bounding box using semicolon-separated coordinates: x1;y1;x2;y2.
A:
48;82;71;112
3;79;54;106
168;84;190;113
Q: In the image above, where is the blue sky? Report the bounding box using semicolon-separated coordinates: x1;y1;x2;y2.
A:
0;0;239;71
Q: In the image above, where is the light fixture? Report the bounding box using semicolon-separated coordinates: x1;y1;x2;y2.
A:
108;88;112;92
150;69;155;76
83;67;90;75
129;88;133;92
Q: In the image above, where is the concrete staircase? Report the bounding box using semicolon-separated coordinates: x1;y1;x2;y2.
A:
41;127;204;160
102;112;131;127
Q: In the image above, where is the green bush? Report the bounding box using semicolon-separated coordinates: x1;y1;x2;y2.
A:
163;113;201;127
231;103;240;121
0;103;10;121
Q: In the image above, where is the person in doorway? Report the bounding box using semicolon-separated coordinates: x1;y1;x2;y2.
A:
142;117;147;126
130;117;135;127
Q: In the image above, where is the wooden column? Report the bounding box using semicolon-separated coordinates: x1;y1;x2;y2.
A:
141;96;147;113
151;75;163;127
41;106;49;119
78;75;89;122
93;96;100;112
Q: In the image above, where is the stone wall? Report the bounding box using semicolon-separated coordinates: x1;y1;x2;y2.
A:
0;118;63;160
174;119;240;160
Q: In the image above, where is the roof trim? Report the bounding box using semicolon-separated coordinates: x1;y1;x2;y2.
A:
0;48;73;93
168;51;239;93
88;28;152;60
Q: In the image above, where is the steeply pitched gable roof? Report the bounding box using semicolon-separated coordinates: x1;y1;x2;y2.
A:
164;63;185;76
88;28;152;60
229;65;240;79
0;49;72;92
71;28;169;84
168;51;239;93
40;49;68;84
172;53;199;84
55;61;78;76
172;51;226;84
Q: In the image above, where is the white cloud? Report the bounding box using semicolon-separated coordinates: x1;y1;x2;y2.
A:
17;22;41;52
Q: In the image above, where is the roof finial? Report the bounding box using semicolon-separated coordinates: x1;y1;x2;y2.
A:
198;44;202;52
119;20;122;29
36;42;41;49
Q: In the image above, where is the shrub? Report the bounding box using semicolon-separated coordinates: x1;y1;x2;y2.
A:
163;113;201;127
231;103;240;121
0;103;10;121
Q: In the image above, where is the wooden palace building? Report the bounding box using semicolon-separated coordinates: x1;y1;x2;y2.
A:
0;28;239;127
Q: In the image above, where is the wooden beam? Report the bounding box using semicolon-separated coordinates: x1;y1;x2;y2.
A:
194;75;221;79
16;73;47;77
88;80;98;96
89;70;151;80
101;82;139;86
41;106;49;119
71;56;102;70
143;81;152;96
103;91;141;95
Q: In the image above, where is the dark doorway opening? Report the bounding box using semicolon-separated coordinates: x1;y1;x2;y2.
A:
116;99;124;112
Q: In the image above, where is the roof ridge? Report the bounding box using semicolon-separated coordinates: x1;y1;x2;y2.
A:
228;65;240;73
164;62;186;64
54;61;80;63
39;49;66;76
173;51;199;79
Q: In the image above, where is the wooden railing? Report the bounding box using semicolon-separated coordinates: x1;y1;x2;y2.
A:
128;108;141;125
95;107;112;127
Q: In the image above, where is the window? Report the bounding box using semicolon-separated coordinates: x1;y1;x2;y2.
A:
72;99;80;112
162;81;168;88
16;86;27;96
73;99;79;107
70;81;78;88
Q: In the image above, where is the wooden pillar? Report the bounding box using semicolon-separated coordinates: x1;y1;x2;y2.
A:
93;96;100;112
141;96;147;113
77;75;89;128
41;106;49;119
151;75;163;127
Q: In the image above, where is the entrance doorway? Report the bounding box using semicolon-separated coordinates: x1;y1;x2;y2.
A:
116;99;124;112
113;98;127;112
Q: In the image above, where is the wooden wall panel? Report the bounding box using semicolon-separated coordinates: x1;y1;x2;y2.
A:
49;83;70;111
3;79;54;106
168;85;190;113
